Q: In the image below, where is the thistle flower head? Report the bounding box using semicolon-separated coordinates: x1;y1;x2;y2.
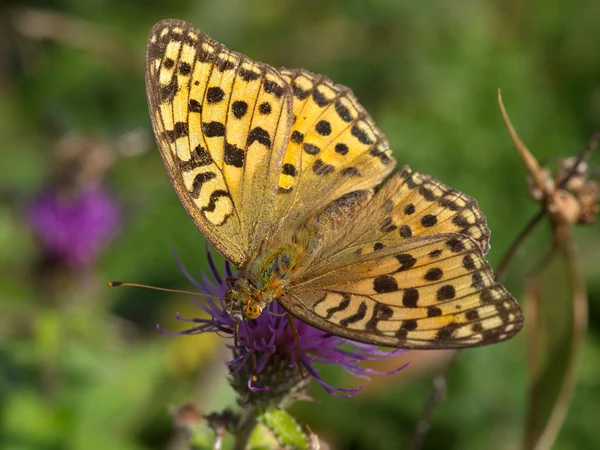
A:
28;187;120;268
159;247;408;408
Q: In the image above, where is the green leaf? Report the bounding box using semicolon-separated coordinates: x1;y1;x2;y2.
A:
188;425;220;450
257;409;309;450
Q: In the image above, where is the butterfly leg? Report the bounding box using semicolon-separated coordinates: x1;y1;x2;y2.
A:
285;312;308;379
241;316;258;374
235;320;261;387
234;321;240;348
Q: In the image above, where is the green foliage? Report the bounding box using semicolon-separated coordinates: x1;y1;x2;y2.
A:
257;409;308;450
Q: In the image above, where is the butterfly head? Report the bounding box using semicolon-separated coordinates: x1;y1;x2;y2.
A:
224;278;266;321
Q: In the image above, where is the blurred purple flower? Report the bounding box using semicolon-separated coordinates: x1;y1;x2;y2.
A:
28;187;120;267
159;248;408;403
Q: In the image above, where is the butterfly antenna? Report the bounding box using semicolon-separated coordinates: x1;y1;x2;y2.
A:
108;281;223;300
286;313;308;379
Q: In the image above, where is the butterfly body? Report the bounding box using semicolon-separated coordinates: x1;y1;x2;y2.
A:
228;244;302;320
227;188;372;319
146;19;524;349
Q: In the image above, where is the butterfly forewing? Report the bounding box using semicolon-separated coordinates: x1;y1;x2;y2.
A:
146;20;294;267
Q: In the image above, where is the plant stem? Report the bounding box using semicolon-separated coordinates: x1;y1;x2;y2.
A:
234;406;258;450
407;352;457;450
495;209;546;281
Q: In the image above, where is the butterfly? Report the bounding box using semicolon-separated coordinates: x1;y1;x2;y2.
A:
145;19;523;349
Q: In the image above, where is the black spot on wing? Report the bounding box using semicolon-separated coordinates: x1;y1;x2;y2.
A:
291;131;304;144
207;86;225;103
216;57;236;72
325;295;351;319
191;172;217;198
439;195;462;211
373;275;398;293
436;323;460;340
303;143;320;155
340;167;360;177
462;254;476;270
231;100;248;119
370;146;392;165
421;214;438;227
224;143;245;168
339;302;368;327
162;122;189;143
239;67;260;81
312;159;335;175
399;225;412;238
351;124;374;145
453;215;469;229
380;217;397;233
424;268;443;281
258;102;272;115
419;185;438;201
201;190;230;213
282;163;297;176
465;309;480;321
334;99;353;122
178;61;191;75
402;288;419;307
160;77;178;103
437;285;456;301
312;88;331;107
429;249;443;259
472;272;486;289
177;145;213;171
292;83;310;100
446;238;466;253
202;121;226;137
315;120;332;136
365;303;394;331
395;254;417;272
189;99;202;113
335;143;349;155
247;127;271;148
264;79;285;98
427;306;442;317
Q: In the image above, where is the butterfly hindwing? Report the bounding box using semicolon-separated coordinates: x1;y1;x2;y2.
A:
282;233;522;348
278;169;523;348
146;20;294;267
303;168;491;269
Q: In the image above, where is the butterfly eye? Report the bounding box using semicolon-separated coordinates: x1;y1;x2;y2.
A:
243;302;263;320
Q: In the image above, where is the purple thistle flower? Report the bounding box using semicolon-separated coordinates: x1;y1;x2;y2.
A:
159;247;408;407
28;187;120;268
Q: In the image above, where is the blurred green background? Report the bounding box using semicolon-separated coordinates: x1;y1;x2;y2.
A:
1;0;599;449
